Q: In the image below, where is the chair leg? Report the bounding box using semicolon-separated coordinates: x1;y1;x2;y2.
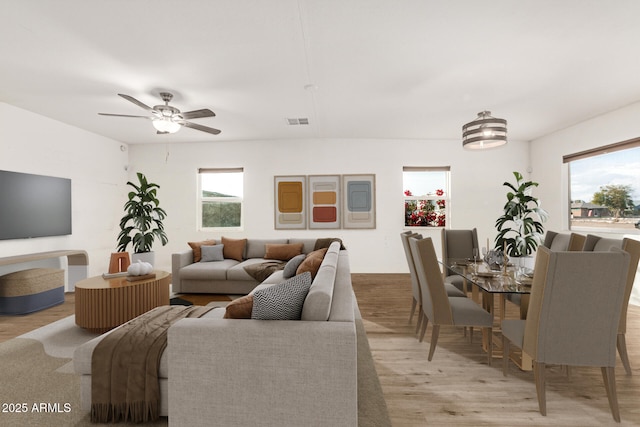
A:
601;366;621;423
409;298;417;324
502;335;510;376
617;333;632;376
486;327;492;366
534;362;546;416
419;316;428;342
415;311;422;336
428;325;440;361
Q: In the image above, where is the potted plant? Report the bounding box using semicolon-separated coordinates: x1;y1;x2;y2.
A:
117;172;168;265
494;171;548;258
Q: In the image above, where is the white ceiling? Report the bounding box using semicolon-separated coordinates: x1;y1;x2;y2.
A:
2;0;640;145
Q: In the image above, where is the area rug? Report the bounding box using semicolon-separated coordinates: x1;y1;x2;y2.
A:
0;315;389;426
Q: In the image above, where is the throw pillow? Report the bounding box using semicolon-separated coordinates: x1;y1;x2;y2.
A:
251;272;312;320
296;248;328;279
243;261;286;282
314;237;346;251
224;295;254;319
264;243;304;261
188;239;217;263
200;244;225;262
221;236;247;262
283;254;306;279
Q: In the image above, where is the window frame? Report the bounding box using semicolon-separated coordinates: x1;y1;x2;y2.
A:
197;167;244;231
403;166;450;229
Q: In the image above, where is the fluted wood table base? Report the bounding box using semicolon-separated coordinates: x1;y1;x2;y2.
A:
75;270;171;333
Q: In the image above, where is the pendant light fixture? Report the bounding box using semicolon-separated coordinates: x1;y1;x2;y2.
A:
462;111;507;150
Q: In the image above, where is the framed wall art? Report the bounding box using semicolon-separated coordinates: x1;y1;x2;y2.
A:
342;174;376;229
308;175;341;229
274;175;306;229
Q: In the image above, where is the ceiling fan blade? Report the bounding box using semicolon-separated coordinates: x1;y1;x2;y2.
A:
180;109;216;120
118;94;155;112
180;121;221;135
98;113;151;119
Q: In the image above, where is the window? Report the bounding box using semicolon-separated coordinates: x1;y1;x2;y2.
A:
198;168;243;230
403;167;450;228
564;138;640;232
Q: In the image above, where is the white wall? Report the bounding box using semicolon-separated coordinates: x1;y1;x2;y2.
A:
0;103;128;279
530;101;640;305
128;137;530;273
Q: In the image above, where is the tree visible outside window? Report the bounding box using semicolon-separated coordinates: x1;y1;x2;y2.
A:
403;167;449;228
566;142;640;231
199;168;243;229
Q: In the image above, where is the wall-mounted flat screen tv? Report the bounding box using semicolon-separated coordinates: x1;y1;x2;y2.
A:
0;170;72;240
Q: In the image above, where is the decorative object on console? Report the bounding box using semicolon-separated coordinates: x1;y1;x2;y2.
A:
127;260;153;276
462;110;507;150
116;172;168;264
494;171;549;257
343;174;376;229
308;175;341;229
274;175;307;229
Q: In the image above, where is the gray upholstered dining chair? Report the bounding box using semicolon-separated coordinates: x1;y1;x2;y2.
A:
502;246;630;421
441;228;479;293
409;236;493;364
400;232;466;336
583;235;640;376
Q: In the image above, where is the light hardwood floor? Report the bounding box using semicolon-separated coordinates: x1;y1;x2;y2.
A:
2;274;639;426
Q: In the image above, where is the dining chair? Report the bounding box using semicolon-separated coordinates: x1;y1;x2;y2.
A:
582;235;640;376
441;228;479;293
502;246;630;421
409;236;493;364
400;232;466;336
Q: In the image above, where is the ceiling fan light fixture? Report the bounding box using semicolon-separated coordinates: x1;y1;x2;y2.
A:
152;117;181;133
462;110;507;150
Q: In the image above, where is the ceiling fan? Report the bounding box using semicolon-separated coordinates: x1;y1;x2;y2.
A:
99;92;221;135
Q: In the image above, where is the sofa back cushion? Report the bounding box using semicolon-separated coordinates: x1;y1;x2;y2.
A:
245;239;288;259
301;242;341;321
288;238;318;255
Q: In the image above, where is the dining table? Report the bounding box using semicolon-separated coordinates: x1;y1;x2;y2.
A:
441;258;534;370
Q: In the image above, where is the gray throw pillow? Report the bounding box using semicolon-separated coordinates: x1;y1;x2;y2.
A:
282;254;306;279
251;272;312;320
200;244;225;262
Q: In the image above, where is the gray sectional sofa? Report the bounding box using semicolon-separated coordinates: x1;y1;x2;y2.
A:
171;237;322;294
74;241;358;426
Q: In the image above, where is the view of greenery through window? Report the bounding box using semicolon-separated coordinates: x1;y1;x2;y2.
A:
403;168;449;228
200;169;243;229
568;146;640;231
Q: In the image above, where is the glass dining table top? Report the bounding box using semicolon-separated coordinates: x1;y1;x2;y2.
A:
442;259;532;294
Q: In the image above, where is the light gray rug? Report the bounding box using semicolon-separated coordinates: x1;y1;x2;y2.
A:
1;315;389;427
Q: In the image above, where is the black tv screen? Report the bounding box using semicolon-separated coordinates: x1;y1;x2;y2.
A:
0;170;72;240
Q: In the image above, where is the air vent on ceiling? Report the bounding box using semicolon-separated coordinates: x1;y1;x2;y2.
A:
286;117;309;125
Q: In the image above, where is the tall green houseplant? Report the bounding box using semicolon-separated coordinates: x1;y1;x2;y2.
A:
495;171;548;257
117;172;168;254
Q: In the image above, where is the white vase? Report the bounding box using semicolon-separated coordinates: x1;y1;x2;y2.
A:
131;252;155;267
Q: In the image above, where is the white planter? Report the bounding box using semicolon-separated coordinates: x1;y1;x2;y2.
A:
131;252;155;267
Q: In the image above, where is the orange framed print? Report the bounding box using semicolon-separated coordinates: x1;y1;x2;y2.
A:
274;176;306;229
308;175;341;229
342;174;376;229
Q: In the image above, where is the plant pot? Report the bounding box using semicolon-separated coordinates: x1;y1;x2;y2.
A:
131;252;155;267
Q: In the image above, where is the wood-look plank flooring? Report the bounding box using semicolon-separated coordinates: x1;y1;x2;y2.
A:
1;274;639;426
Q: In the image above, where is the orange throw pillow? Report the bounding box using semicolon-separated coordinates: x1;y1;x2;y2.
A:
296;248;328;279
188;240;217;263
221;237;247;262
224;295;254;319
265;243;304;261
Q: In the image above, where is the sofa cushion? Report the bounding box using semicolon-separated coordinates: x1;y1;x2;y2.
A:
200;245;225;262
223;294;254;319
265;243;304;261
296;248;328;279
283;254;306;279
243;261;286;282
245;239;288;259
180;259;238;281
287;238;318;254
251;272;312;320
222;237;247;261
188;239;217;263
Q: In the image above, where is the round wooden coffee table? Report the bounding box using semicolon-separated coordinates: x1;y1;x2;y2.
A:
75;270;171;333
